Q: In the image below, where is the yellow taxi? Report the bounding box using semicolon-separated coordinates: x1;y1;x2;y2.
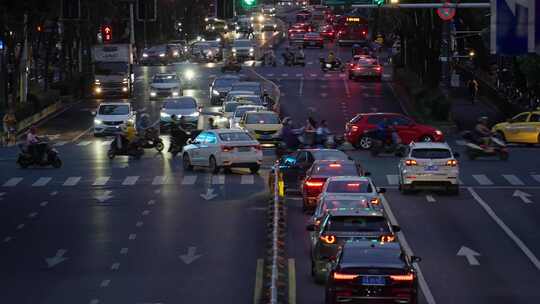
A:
492;110;540;144
239;110;282;147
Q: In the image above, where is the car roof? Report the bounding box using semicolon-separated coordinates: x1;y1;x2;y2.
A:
340;241;406;269
99;102;130;107
228;90;256;95
236;105;265;110
215;75;241;80
327;208;384;217
300;149;349;159
208;128;249;134
360;112;403;117
232;81;261;86
312;159;356;166
409;142;451;149
321;193;371;202
245;110;278;115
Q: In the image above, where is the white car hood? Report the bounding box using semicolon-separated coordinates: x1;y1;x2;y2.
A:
95;75;125;82
96;114;131;122
162;108;197;116
151;83;179;89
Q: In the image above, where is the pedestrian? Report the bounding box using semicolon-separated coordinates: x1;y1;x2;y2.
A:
2;109;17;146
208;117;218;129
468;78;479;104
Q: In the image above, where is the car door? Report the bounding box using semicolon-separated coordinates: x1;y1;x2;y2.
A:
203;132;220;165
390;115;417;144
524;113;540;142
190;132;207;165
505;113;530;142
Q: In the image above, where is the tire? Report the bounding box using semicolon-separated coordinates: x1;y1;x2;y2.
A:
209;156;220;174
420;135;433;142
537;133;540;144
155;140;164;152
499;150;509;161
52;158;62;169
250;164;260;174
107;149;115;160
183;153;193;171
357;136;373;150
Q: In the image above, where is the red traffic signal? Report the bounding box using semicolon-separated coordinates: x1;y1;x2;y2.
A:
101;25;112;42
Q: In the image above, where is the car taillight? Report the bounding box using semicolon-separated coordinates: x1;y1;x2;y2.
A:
390;273;414;281
320;235;336;244
370;197;380;205
221;145;233;152
405;159;417;166
305;180;324;188
362;30;367;35
351;125;359;132
354;66;362;70
446;159;457;166
375;66;382;71
380;234;396;243
328;163;341;168
333;272;358;280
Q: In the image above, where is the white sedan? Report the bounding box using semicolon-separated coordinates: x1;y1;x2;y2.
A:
182;129;263;174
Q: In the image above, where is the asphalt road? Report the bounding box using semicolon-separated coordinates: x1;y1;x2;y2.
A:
2;9;540;304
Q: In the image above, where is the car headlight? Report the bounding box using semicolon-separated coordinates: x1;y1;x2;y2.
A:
128;117;135;123
236;26;240;30
94;119;103;125
142;53;148;58
232;48;237;53
216;37;221;42
173;51;179;56
172;91;179;96
249;47;254;53
122;87;128;92
159;53;165;57
189;112;200;117
160;112;170;118
224;25;228;30
185;70;195;80
150;91;157;97
435;130;443;136
94;87;102;94
211;26;215;30
212;89;220;95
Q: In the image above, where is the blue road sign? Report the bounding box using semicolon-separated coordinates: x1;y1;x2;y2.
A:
491;0;538;55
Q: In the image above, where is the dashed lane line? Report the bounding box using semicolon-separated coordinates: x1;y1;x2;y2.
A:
151;176;167;185
63;177;81;186
122;176;139;186
3;177;23;187
93;176;110;186
32;177;52;187
241;175;255;185
181;175;197;185
472;174;493;186
253;258;264;304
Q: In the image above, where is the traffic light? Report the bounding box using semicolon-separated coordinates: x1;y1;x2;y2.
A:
241;0;257;9
373;0;385;6
102;25;112;43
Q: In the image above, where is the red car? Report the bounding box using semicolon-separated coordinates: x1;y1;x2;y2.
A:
300;160;364;212
320;25;335;40
345;113;444;150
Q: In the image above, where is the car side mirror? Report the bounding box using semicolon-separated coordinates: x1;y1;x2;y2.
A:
453;152;460;158
306;224;315;231
377;187;386;194
391;225;401;232
411;256;422;263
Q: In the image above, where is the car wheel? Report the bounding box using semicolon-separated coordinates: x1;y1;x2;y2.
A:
537;133;540;144
182;153;193;171
209;156;220;174
420;135;433;142
107;149;115;160
52;158;62;169
155;140;164;152
250;165;260;174
358;136;372;150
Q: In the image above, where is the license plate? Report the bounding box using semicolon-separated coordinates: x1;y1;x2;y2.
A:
237;147;251;152
361;276;386;286
425;165;439;171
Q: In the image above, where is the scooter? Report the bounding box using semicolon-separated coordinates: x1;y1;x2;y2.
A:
363;129;406;157
282;52;305;67
139;128;164;152
462;131;509;160
108;136;144;160
17;141;62;169
320;57;345;72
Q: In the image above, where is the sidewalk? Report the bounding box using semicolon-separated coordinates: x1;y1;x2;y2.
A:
450;87;505;131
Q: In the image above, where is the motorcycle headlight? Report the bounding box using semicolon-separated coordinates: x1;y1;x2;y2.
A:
232;48;237;53
249;47;254;52
159;53;166;57
212;89;220;95
150;91;157;97
94;87;102;94
142;53;148;58
172;91;179;97
211;26;215;30
173;51;179;56
160;112;171;118
94;119;103;125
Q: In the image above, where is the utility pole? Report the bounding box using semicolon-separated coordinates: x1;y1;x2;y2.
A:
130;2;136;46
19;12;29;103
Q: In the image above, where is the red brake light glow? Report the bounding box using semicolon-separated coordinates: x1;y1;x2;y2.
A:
370;197;380;205
390;273;414;281
221;145;233;152
351;125;359;132
320;235;336;244
380;234;396;243
333;272;358;280
306;181;324;187
446;159;458;166
405;159;417;166
329;163;341;168
347;183;360;188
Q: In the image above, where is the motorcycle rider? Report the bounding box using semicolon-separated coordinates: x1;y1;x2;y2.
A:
326;51;337;67
474;116;491;145
316;119;331;146
280;117;302;150
169;115;189;153
282;47;294;65
374;118;390;146
26;126;45;162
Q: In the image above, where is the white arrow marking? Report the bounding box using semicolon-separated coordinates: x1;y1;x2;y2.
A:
179;246;202;264
45;249;68;268
50;191;58;196
200;188;218;200
110;262;120;270
505;0;529;15
513;190;532;204
40;201;49;207
426;195;436;203
28;212;38;218
95;191;113;203
457;246;481;266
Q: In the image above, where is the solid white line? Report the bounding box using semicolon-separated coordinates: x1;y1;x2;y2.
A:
386;174;399;185
532;175;540;184
241;175;255;185
343;78;351;97
32;177;52;187
212;174;225;185
3;177;23;187
100;279;110;287
181;175;197;185
299;77;303;96
89;299;100;304
122;176;139;186
467;187;540;271
63;177;81;186
472;174;493;186
128;233;137;240
502;174;524;186
152;176;167;185
110;262;120;270
380;195;437;304
93;176;110;186
71;125;93;143
426;195;436;203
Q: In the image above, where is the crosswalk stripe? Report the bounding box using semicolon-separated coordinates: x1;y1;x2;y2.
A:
386;175;399;185
212;174;225;185
282;73;288;77
307;62;313;65
93;176;110;186
54;141;68;147
532;175;540;184
63;177;81;186
122;176;139;186
181;175;197;185
152;176;167;185
472;174;493;185
3;177;23;187
32;177;52;187
267;73;274;77
241;175;254;184
296;73;302;77
502;174;524;186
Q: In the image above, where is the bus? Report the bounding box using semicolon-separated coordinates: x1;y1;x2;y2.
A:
335;15;369;46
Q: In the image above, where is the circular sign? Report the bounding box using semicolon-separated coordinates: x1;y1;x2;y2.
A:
437;2;456;21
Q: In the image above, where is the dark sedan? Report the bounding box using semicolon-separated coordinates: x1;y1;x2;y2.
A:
209;75;241;105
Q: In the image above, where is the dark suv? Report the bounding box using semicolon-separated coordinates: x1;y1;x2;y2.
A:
326;241;420;304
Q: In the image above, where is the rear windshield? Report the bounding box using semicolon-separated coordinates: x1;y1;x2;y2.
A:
312;164;359;177
164;99;196;109
326;216;388;232
246;113;280;124
153;75;177;83
326;180;372;193
219;132;253;141
225;103;242;112
234;107;259;118
312;150;348;161
232;84;260;93
236;96;262;104
323;199;368;211
411;148;452;159
234;40;252;47
214;78;238;87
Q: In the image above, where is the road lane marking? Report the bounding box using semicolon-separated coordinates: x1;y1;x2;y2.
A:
468;188;540;270
282;73;288;77
110;262;120;270
3;177;23;187
40;201;48;207
339;73;346;77
532;175;540;184
89;299;100;304
142;210;150;216
147;200;156;205
50;191;58;196
241;175;254;185
152;176;167;185
128;234;137;240
4;236;12;242
320;93;328;98
120;248;128;255
63;177;81;186
380;194;437;304
343;78;351;97
71;125;94;142
93;177;110;186
502;174;525;186
77;141;92;146
386;175;399;185
253;258;263;304
212;174;225;185
295;73;302;77
426;195;436;203
53;141;68;147
288;259;296;304
299;77;303;96
32;177;52;187
101;140;112;146
122;176;139;185
100;280;110;287
267;73;274;77
16;224;25;230
472;174;493;185
310;73;317;77
28;212;38;218
181;175;197;185
136;221;144;227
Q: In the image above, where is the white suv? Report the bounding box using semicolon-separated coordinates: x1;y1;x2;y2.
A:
93;102;135;136
398;142;460;194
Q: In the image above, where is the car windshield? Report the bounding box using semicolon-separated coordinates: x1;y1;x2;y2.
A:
326;180;372;193
219;132;254;141
225;103;244;112
95;62;128;75
234;40;252;47
305;33;320;38
323;199;368;211
411;148;452;159
214;78;238;87
236;96;262;104
153;75;177;83
312;164;359;177
232;84;259;93
326;216;389;232
164;99;196;109
98;105;129;115
246;113;280;124
234;107;259;118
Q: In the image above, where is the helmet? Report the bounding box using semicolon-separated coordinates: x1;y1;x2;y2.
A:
478;116;488;123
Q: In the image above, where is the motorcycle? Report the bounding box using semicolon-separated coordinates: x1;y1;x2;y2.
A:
260;52;277;67
108;136;144;160
17;140;62;169
462;131;509;160
363;129;406;157
282;52;305;67
221;62;242;73
169;129;193;157
139;128;164;152
320;57;345;72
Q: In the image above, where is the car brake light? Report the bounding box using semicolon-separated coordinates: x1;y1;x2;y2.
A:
375;66;382;71
347;183;360;188
370;197;380;205
315;219;321;226
333;272;358;280
362;30;367;35
380;234;396;243
405;159;417;166
305;181;324;187
351;125;359;132
446;159;457;166
221;145;233;152
329;163;341;168
390;273;414;281
320;235;336;244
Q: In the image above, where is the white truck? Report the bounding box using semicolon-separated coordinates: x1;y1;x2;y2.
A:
92;44;133;98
